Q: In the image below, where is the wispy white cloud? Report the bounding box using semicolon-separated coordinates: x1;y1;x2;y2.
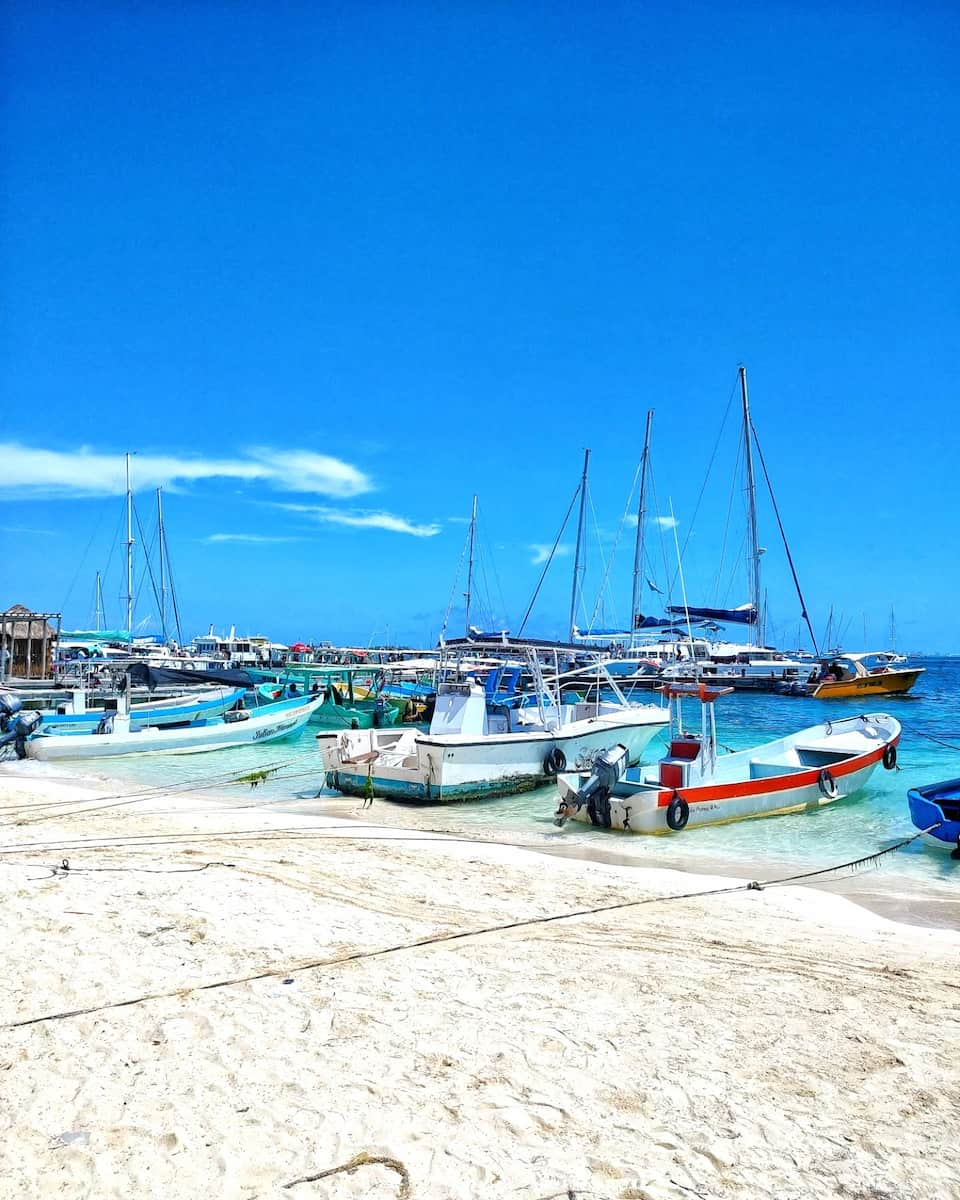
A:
530;543;573;565
278;502;441;538
0;444;372;499
625;514;679;530
204;533;303;544
0;525;58;536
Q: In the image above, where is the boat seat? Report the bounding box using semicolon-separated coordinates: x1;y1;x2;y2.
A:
749;760;809;780
795;747;855;767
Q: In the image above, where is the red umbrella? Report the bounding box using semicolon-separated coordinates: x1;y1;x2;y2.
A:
289;642;311;653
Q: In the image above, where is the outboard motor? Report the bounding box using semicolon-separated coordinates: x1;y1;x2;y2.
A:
554;743;630;827
0;692;42;759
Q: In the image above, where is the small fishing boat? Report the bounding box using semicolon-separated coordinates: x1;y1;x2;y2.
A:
23;691;322;759
37;686;248;733
553;682;900;833
907;779;960;858
810;652;924;699
320;640;669;803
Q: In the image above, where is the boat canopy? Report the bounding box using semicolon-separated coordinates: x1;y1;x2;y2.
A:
61;629;133;643
127;663;256;690
665;604;758;625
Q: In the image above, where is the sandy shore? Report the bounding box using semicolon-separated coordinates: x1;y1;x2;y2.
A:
2;762;959;1199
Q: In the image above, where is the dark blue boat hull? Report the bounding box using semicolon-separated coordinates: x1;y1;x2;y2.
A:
907;778;960;850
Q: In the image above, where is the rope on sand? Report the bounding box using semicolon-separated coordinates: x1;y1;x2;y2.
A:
283;1152;411;1195
3;825;939;1032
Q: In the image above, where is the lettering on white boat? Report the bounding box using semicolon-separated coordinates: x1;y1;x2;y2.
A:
253;719;296;740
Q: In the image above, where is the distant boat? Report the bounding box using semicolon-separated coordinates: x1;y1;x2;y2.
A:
24;692;321;759
810;652;924;699
907;779;960;858
553;682;900;833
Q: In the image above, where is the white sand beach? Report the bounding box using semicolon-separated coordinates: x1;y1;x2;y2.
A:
1;762;958;1200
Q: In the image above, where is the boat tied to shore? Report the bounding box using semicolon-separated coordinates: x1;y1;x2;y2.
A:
22;688;322;759
320;638;670;803
553;681;901;834
907;779;960;858
4;663;323;760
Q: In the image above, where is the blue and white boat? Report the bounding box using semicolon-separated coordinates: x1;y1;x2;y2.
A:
23;691;323;760
37;686;248;733
907;779;960;858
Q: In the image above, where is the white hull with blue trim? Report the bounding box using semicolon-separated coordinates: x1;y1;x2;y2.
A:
26;693;322;759
37;687;248;733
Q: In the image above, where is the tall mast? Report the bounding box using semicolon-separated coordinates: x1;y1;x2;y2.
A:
739;366;762;645
157;487;168;642
630;410;654;641
95;572;104;632
464;494;477;637
568;448;591;642
125;452;134;638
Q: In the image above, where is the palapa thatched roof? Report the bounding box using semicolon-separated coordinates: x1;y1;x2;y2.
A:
1;604;58;640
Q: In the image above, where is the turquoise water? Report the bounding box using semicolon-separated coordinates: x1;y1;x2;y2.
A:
63;658;960;895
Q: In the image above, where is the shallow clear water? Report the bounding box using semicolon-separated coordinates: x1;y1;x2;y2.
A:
65;657;960;896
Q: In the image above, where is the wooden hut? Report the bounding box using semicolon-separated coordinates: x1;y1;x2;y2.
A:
0;604;62;681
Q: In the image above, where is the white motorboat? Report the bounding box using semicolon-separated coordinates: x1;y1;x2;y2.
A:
24;692;322;759
320;640;669;802
554;682;900;833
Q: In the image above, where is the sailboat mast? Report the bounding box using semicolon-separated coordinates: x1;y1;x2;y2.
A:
569;448;591;642
630;411;654;642
157;487;167;642
464;494;477;637
739;367;762;645
95;572;104;632
125;452;134;638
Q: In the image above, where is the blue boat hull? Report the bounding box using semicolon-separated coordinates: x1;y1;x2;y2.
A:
907;779;960;852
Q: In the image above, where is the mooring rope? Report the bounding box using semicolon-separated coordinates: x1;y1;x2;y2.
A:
3;823;940;1031
911;728;960;753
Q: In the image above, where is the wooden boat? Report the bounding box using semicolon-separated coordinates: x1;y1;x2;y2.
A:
320;641;669;803
810;652;924;699
24;692;322;759
553;682;900;834
907;780;960;857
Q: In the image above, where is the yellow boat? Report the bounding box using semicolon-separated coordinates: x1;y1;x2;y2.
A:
811;652;924;699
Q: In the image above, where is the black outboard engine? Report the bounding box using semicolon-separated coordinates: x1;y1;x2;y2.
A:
554;743;630;827
0;691;43;759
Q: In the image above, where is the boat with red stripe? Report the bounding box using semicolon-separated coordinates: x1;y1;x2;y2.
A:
553;682;900;834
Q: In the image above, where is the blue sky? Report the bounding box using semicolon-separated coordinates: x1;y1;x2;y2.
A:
1;1;957;651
